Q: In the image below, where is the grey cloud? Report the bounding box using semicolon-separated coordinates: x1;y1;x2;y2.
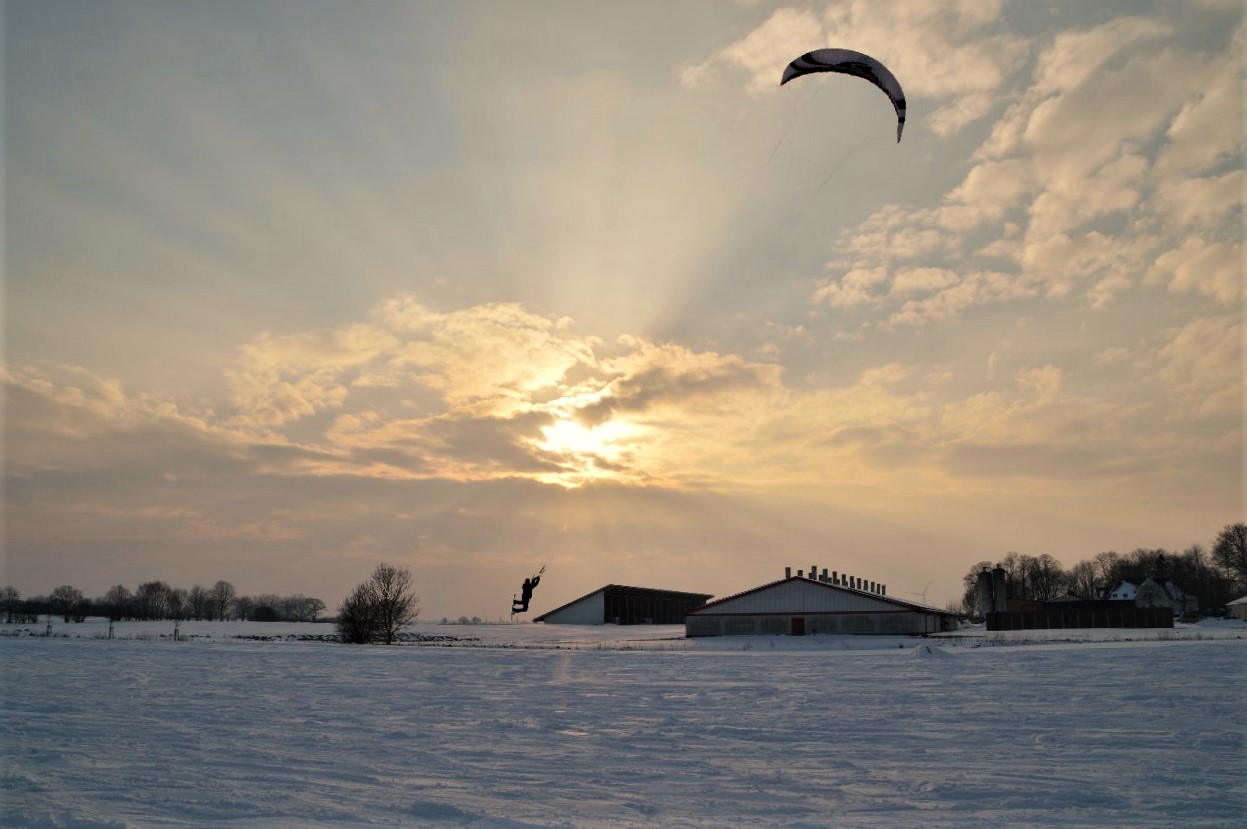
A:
578;359;776;426
941;441;1141;480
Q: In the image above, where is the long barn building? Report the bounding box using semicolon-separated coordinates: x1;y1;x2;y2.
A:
535;585;714;625
686;567;958;636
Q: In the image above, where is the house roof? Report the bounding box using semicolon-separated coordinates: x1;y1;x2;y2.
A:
1227;594;1247;606
687;576;956;616
1106;578;1191;601
533;584;713;622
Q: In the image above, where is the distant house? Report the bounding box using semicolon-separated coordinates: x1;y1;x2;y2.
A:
534;585;713;625
1228;595;1247;621
1105;580;1140;602
1104;578;1198;616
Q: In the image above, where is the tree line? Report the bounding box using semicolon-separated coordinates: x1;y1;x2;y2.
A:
1;580;325;625
957;522;1247;618
2;563;420;646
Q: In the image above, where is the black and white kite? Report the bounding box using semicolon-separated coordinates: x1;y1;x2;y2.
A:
780;48;907;142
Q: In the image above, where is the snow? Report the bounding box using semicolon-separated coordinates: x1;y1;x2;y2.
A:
2;620;1245;828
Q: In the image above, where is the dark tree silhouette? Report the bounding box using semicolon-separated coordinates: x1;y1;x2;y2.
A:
1;586;21;624
1212;523;1247;586
103;585;131;621
50;585;85;622
187;584;211;620
211;581;236;621
373;564;418;644
336;563;419;645
336;582;379;644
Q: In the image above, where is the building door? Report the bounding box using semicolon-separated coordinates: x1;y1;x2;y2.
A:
791;616;805;636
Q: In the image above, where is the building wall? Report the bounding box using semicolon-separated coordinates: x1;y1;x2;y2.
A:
987;605;1173;631
686;610;945;637
684;578;954;637
540;591;605;625
602;588;710;625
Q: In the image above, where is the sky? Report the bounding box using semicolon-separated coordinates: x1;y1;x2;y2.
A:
3;0;1243;619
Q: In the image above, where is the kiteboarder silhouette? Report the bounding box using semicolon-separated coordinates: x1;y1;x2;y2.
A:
511;565;545;616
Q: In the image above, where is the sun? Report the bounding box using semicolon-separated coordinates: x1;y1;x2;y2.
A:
535;417;646;485
538;418;631;459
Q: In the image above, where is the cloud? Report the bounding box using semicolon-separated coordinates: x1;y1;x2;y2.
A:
1148;237;1243;305
1154;170;1244;233
7;291;1241;501
811;265;887;308
890;267;960;296
1031;17;1170;98
814;6;1243;323
1151;315;1243;418
1158;34;1245;176
227;324;400;427
682;7;822;93
380;298;600;413
582;337;782;425
224;297;604;435
885;270;1037;327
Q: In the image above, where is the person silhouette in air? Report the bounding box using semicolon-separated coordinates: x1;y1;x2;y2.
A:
511;574;540;614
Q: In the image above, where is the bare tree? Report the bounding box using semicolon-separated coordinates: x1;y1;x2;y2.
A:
336;563;419;645
252;594;282;621
211;581;236;621
372;563;418;644
50;585;85;622
282;594;325;622
103;585;132;621
336;582;379;644
1;587;21;624
960;561;993;619
134;581;173;619
1093;551;1121;586
1066;560;1099;600
233;595;256;622
1212;523;1247;587
1028;554;1067;602
187;584;211;620
997;552;1030;599
168;587;188;620
303;597;326;621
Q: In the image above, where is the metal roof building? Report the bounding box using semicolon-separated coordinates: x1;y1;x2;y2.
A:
534;585;713;625
686;567;958;636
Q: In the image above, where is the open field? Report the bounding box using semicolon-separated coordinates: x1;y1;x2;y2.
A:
2;621;1245;828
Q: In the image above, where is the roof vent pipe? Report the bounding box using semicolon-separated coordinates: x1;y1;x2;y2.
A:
797;570;804;578
881;585;887;596
785;566;792;578
832;571;839;585
821;568;829;583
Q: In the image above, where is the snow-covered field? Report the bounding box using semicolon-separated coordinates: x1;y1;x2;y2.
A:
3;620;1245;829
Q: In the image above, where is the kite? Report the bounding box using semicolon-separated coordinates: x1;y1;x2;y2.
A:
780;48;907;142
